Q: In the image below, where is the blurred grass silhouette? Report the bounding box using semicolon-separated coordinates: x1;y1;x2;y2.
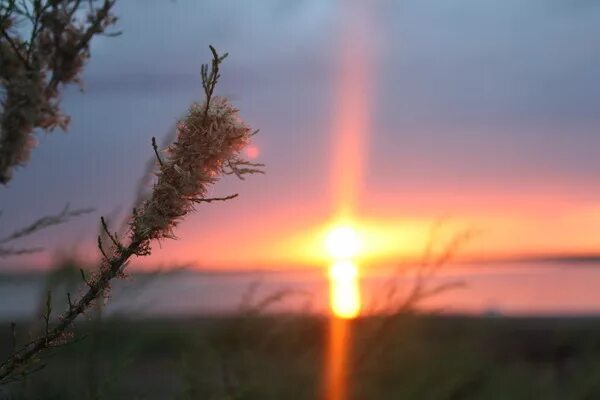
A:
4;312;600;399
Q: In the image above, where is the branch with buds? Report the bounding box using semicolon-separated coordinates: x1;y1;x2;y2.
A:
0;46;263;383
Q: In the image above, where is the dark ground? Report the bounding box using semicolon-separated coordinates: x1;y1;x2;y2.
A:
2;313;600;399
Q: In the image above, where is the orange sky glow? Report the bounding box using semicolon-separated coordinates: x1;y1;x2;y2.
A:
129;190;600;274
122;3;600;276
0;0;599;326
6;2;600;295
134;7;579;272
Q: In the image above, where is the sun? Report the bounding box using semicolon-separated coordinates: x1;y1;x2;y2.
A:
325;225;362;260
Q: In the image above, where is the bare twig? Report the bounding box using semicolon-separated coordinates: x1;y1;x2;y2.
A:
79;268;92;287
42;291;51;337
190;194;238;203
354;226;472;370
0;246;43;258
131;126;177;207
201;45;228;121
237;280;310;315
0;204;92;258
97;236;109;261
0;204;94;245
151;137;163;167
224;160;265;180
100;216;122;251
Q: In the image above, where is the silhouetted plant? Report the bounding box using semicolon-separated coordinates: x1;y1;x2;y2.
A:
0;0;118;184
0;204;93;258
354;223;472;371
0;46;263;383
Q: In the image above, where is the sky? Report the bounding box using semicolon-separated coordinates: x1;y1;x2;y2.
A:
2;0;600;272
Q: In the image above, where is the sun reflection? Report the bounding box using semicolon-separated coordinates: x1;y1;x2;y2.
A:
329;260;361;319
326;224;362;319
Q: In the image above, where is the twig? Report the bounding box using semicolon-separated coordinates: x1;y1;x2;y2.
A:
0;28;29;69
80;268;92;288
224;160;265;180
353;226;472;370
0;246;43;258
190;194;238;203
100;216;122;251
0;204;93;258
97;236;109;261
201;45;228;121
151;137;163;167
42;291;51;338
0;204;94;245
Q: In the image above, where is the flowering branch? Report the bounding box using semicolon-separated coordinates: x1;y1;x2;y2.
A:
0;0;118;185
0;46;262;383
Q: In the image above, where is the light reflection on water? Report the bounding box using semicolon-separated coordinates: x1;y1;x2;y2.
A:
2;262;600;320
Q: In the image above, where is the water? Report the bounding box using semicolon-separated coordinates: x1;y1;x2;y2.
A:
2;261;600;321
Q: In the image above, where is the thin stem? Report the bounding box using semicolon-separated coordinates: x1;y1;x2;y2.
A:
0;237;143;382
151;137;163;167
201;45;228;122
0;29;29;69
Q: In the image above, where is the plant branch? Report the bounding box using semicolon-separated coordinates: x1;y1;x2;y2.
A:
0;204;94;245
0;0;118;185
0;246;43;258
151;136;163;167
0;46;261;384
190;194;238;203
0;28;28;68
201;45;228;121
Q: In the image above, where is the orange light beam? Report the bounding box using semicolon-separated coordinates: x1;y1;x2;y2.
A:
324;317;351;400
325;3;375;399
329;8;374;219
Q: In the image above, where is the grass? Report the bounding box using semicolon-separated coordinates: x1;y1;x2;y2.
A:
3;314;600;399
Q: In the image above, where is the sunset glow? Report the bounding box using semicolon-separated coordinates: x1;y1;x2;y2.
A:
5;0;600;313
5;0;600;397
